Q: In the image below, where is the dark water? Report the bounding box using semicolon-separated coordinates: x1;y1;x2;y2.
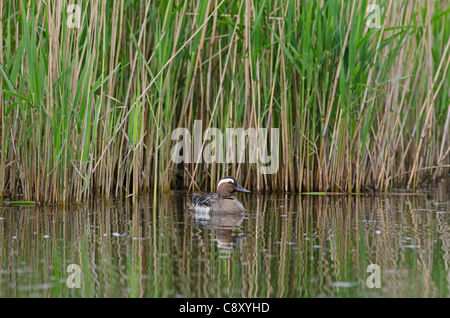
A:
0;185;449;298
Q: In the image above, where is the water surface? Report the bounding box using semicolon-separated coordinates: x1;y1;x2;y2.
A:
0;186;449;297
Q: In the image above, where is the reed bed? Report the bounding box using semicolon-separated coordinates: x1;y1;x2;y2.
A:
0;0;449;203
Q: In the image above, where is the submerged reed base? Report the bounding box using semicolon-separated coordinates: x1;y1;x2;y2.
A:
0;0;449;203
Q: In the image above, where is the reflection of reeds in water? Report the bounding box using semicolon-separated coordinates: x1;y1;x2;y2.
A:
226;190;450;297
0;190;449;297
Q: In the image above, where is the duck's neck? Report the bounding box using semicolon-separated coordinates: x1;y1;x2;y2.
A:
218;192;234;199
221;195;234;200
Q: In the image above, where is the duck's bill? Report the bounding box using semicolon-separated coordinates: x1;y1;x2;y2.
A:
236;184;251;193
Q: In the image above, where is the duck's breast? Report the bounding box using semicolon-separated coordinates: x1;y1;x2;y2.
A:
210;197;246;212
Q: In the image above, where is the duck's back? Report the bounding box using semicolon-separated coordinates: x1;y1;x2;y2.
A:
193;192;218;205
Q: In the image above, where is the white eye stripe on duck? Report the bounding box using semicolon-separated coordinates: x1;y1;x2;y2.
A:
217;178;235;187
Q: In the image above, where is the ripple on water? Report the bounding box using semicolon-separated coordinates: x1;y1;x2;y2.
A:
329;281;361;288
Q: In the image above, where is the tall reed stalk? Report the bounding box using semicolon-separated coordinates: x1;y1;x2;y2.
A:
1;0;449;203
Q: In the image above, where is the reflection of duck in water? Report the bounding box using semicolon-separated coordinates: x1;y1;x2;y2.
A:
190;177;251;213
194;212;246;250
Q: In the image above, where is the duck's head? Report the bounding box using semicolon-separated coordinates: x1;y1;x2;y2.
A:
216;176;251;198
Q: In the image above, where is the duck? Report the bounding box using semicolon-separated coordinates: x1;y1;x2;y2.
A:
190;176;251;213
